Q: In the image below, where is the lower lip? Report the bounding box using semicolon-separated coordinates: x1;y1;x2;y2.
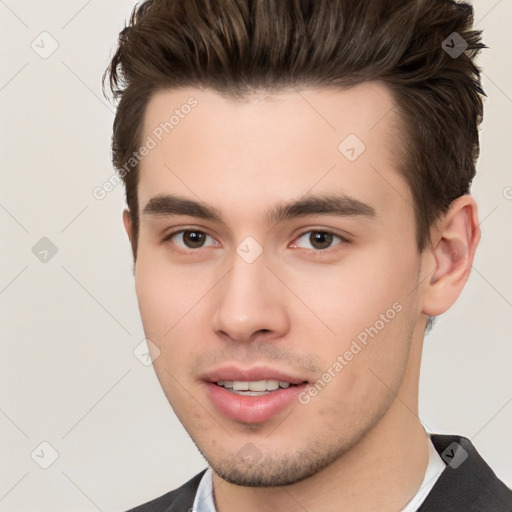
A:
204;382;306;424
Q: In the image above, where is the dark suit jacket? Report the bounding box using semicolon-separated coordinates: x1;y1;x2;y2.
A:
125;434;512;511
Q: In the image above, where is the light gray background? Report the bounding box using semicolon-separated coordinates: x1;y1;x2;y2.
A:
0;1;511;510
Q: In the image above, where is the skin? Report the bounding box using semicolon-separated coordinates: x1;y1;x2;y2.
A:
123;82;480;511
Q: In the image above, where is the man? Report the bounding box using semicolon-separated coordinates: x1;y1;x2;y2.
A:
104;0;512;510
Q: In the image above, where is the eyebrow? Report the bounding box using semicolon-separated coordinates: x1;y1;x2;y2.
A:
142;193;376;225
143;195;222;221
267;193;376;224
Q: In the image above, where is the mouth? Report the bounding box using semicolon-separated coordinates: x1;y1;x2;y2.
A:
201;366;309;424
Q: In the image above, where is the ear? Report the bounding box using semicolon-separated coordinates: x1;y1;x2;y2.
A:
421;195;480;316
123;209;133;242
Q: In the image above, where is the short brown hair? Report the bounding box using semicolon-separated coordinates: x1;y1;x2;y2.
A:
104;0;485;258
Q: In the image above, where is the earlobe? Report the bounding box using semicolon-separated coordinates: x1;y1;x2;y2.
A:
422;195;480;316
123;209;133;242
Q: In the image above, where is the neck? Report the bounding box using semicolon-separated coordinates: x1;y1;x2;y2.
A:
212;334;429;512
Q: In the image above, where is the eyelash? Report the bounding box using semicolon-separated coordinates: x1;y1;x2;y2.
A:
162;228;349;255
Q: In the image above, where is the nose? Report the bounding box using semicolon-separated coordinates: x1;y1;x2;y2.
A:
211;252;290;343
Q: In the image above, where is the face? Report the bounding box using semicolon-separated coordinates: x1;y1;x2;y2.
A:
129;82;428;486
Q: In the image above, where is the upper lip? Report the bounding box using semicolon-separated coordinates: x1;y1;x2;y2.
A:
201;365;308;385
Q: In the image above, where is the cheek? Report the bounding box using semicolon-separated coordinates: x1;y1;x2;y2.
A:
133;251;192;379
134;245;205;335
287;244;418;340
134;254;202;412
133;247;221;384
299;304;415;440
291;246;418;399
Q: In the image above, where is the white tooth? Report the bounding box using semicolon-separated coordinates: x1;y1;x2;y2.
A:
227;380;287;392
248;380;267;392
266;379;280;391
217;380;224;386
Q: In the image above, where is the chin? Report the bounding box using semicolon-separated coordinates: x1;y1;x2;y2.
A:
201;441;348;487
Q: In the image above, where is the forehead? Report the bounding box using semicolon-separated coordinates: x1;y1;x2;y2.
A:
137;82;412;222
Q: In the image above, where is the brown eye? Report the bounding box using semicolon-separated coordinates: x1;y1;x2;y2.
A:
309;231;333;250
167;230;218;250
182;230;206;248
292;230;345;251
